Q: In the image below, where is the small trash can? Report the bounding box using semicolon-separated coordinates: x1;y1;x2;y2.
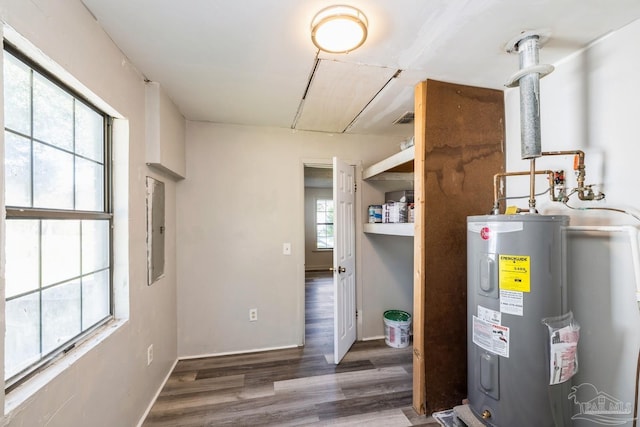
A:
383;310;412;348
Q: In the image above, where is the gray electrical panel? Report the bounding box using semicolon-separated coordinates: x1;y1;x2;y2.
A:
467;215;571;426
146;176;165;285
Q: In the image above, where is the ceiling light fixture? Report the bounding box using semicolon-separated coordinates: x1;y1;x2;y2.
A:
311;5;368;54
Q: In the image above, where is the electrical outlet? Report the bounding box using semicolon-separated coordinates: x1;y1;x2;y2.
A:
249;308;258;322
147;344;153;366
283;243;291;255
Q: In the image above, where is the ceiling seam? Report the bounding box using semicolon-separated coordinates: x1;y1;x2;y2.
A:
291;54;321;129
342;69;403;133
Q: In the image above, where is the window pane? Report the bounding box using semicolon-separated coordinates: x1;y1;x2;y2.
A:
75;102;104;163
317;224;327;235
316;199;334;249
4;49;112;383
41;280;81;355
4;131;31;207
33;73;73;150
5;220;39;298
5;293;41;380
82;270;110;328
326;209;334;223
317;223;328;249
75;158;104;211
3;52;31;136
33;142;74;209
42;220;80;286
82;220;110;273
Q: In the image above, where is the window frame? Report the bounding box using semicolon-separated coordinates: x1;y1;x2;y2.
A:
315;198;334;250
3;43;114;390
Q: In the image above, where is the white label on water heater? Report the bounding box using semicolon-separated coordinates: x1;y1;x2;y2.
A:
477;305;501;324
500;290;524;316
473;315;510;358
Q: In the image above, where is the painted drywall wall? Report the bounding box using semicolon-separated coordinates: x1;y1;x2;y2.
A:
177;122;410;356
0;1;179;426
361;234;413;338
504;18;640;422
304;187;333;271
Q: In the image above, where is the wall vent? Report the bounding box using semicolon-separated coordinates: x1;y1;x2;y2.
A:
393;111;414;124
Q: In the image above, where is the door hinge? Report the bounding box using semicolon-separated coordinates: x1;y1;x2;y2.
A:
354;182;357;193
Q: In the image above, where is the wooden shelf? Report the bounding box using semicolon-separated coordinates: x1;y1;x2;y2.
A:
363;145;415;237
362;145;414;180
363;223;414;236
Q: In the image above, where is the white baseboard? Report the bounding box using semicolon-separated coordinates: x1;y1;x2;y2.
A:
362;335;386;341
178;344;299;361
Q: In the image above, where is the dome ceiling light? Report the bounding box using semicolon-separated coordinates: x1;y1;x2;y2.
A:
310;5;368;54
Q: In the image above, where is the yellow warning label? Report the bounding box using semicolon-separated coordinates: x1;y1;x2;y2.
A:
499;254;531;292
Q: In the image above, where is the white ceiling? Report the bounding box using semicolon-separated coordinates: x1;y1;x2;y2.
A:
81;0;640;138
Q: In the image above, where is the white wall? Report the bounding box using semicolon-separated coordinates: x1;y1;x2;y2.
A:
361;233;413;338
505;18;640;422
0;1;179;426
304;187;333;271
177;122;410;356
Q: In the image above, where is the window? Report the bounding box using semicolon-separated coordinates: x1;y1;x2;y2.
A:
3;47;112;387
316;199;334;249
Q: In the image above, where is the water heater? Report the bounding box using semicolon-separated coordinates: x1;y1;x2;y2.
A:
467;214;570;426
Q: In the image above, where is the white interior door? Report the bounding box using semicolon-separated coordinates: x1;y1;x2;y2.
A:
333;157;356;364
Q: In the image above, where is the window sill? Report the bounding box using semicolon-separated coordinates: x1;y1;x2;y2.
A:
4;318;127;415
313;249;333;252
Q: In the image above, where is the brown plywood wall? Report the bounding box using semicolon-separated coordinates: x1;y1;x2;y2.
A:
413;79;505;413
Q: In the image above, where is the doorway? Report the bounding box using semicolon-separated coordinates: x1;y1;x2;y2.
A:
303;270;333;356
303;165;334;357
302;161;357;363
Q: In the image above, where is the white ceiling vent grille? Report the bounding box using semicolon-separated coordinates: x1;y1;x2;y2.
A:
393;111;414;125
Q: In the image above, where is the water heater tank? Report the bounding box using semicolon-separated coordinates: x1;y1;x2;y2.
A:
467;215;570;426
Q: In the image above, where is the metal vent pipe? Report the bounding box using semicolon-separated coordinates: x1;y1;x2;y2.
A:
518;36;542;159
505;30;554;160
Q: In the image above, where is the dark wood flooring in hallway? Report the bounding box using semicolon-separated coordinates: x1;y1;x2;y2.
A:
143;271;439;426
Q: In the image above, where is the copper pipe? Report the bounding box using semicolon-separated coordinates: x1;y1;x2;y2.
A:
541;150;585;186
541;150;603;201
492;169;555;214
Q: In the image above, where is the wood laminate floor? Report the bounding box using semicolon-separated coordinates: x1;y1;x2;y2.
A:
143;271;439;426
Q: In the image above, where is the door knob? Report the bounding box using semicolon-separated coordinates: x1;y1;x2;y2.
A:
330;266;346;273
